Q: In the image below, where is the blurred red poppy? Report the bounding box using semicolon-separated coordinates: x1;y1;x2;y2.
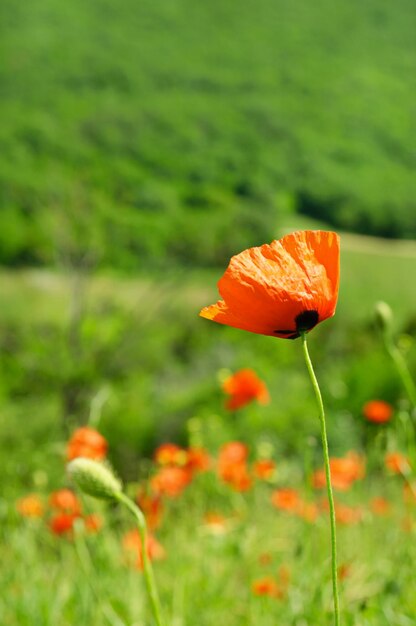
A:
222;369;270;410
49;512;79;535
271;488;300;512
150;466;191;498
67;427;108;461
154;443;188;466
122;529;165;570
200;230;340;339
253;459;276;480
49;489;82;515
136;489;164;530
313;451;365;491
218;442;252;491
363;400;393;424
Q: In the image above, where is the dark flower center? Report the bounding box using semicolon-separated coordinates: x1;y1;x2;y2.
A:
275;310;319;339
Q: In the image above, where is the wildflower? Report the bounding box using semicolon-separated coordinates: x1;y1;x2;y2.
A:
67;426;108;461
218;442;252;491
49;512;79;535
199;230;340;339
49;489;82;515
185;447;211;473
385;452;411;475
136;489;164;530
363;400;393;424
313;452;365;491
270;488;300;512
122;529;165;570
154;443;188;467
251;577;283;598
253;459;276;481
222;369;270;410
150;466;191;498
16;494;43;518
218;441;248;465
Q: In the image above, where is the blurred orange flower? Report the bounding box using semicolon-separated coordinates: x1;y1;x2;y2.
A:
136;489;164;530
49;489;82;515
185;447;211;473
199;230;340;339
16;494;43;518
251;577;283;598
150;467;191;498
253;459;276;480
271;488;300;512
66;426;108;461
363;400;393;424
122;529;165;569
154;443;188;467
49;512;79;535
385;452;411;475
218;442;252;491
332;502;362;525
313;452;365;491
222;369;270;410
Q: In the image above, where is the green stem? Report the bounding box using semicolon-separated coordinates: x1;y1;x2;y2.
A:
116;493;166;626
384;338;416;412
301;333;340;626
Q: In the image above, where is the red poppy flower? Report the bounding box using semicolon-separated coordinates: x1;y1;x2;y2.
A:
122;529;166;570
150;466;192;498
49;489;82;515
199;230;340;339
49;512;79;535
253;459;276;480
251;577;283;598
270;488;300;512
362;400;393;424
154;443;188;467
222;369;270;410
66;427;108;461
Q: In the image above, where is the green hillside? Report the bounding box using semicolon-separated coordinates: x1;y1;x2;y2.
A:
1;0;416;269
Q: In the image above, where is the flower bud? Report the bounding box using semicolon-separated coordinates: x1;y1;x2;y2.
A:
374;301;393;333
67;458;122;501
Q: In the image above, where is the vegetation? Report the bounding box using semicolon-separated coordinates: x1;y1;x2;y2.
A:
1;0;416;269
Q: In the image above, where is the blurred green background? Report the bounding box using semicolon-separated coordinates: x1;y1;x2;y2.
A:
1;0;416;487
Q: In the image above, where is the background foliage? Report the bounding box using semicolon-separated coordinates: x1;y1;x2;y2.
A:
1;0;416;269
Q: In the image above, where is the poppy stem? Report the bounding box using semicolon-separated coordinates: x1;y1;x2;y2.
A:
115;492;166;626
300;332;341;626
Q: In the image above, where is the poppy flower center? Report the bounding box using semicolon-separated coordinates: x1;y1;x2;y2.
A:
295;310;319;332
275;310;319;339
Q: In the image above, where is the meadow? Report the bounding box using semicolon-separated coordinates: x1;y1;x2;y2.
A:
2;0;416;623
2;229;416;625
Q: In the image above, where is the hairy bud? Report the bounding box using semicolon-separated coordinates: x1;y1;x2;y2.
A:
67;458;122;501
